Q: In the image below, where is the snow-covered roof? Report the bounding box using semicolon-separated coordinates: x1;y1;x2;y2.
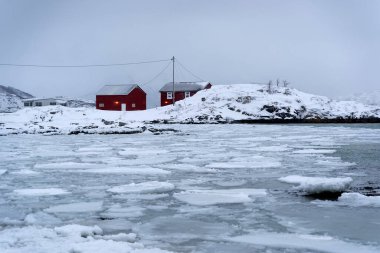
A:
159;82;211;92
96;84;144;95
22;97;67;103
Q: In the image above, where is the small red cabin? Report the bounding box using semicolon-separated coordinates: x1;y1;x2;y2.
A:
159;81;212;106
96;84;146;111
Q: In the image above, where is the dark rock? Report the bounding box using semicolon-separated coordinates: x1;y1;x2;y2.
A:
261;105;278;113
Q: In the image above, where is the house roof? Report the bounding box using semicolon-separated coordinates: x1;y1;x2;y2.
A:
159;82;211;92
22;97;67;103
96;84;145;95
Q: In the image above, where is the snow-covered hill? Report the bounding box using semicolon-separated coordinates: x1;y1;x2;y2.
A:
1;84;379;135
0;85;34;113
158;84;380;122
0;85;33;99
0;93;23;113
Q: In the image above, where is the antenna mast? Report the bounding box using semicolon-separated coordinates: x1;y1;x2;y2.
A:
171;56;175;105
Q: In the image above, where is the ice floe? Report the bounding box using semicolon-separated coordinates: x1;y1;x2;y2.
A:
13;188;69;196
159;164;218;173
10;169;40;175
212;180;247;187
0;224;171;253
118;148;169;156
70;166;171;175
279;175;352;194
101;205;146;218
250;145;291;152
107;181;175;194
206;160;281;169
34;162;98;169
314;193;380;208
229;231;380;253
96;232;137;243
293;149;336;154
45;201;103;213
338;193;380;207
24;211;61;225
174;188;267;206
77;147;113;152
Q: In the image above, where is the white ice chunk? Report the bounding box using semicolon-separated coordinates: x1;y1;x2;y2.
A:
160;164;218;173
118;148;169;156
337;193;380;207
250;145;291;152
13;188;69;196
114;193;169;200
213;180;247;187
45;201;103;213
0;169;7;175
96;233;137;243
206;160;281;169
24;211;61;225
229;231;380;253
108;181;175;194
174;188;267;206
101;205;145;218
55;224;103;237
11;169;40;175
34;162;99;169
279;175;352;194
77;147;113;152
0;225;171;253
293;149;336;154
71;166;171;175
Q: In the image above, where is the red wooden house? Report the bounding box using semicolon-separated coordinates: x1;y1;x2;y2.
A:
159;81;212;106
96;84;146;111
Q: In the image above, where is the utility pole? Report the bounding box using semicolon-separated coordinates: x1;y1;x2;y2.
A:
171;56;175;105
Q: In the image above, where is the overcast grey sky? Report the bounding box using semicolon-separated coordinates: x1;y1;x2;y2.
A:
0;0;379;107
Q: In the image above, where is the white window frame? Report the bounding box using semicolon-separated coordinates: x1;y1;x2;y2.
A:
185;91;191;98
99;103;104;108
35;102;42;107
131;103;136;108
167;92;173;99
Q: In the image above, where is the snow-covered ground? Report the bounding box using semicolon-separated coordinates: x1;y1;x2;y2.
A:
1;84;380;135
1;124;380;252
0;85;33;113
0;93;23;113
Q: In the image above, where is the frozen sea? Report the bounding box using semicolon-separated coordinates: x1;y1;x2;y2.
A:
1;124;380;253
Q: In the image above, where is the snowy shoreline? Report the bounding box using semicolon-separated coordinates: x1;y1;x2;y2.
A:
1;84;380;135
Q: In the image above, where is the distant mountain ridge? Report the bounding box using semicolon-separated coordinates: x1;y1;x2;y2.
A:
0;85;34;99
